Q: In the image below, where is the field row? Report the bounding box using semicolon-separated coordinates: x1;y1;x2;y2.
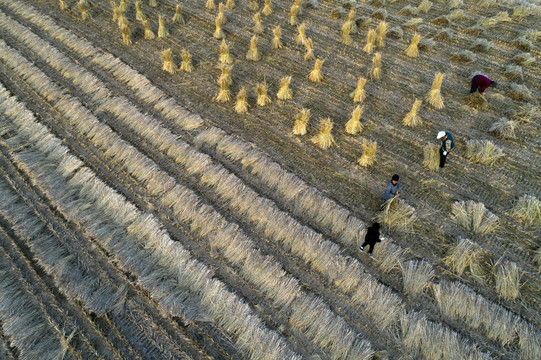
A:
1;0;539;358
0;6;536;360
0;80;295;359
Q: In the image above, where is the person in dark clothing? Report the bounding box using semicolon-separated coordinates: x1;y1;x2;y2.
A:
383;174;401;201
437;131;455;168
470;74;497;94
360;222;384;255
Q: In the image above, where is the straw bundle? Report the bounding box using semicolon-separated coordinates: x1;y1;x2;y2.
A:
403;99;422;126
345;106;364;135
293;108;310;135
405;33;421;57
308;59;324;82
350;77;367;103
426;72;444;108
277;76;292;100
311;118;335;149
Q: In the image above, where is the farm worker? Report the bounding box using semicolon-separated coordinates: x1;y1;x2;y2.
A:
470;74;497;94
383;174;401;201
437;131;455;168
360;222;384;256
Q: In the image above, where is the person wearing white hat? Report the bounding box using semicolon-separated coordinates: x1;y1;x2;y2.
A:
437;131;454;168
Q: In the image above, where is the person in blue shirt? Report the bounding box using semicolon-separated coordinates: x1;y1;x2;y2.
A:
383;174;401;201
437;131;455;168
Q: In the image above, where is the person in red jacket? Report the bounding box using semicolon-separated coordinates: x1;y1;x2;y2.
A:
470;74;497;94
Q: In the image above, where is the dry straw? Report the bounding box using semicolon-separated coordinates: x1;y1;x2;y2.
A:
246;35;260;61
78;0;90;20
149;0;157;7
489;118;516;138
444;238;485;278
426;72;444;109
372;9;387;21
402;260;434;295
217;65;232;87
512;52;535;66
518;322;541;360
452;200;499;235
432;15;452;26
494;261;521;300
304;38;315;61
514;35;534;51
358;141;377;167
272;26;283;49
450;50;476;63
423;144;439;170
363;28;376;53
512;195;541;228
370;53;381;79
119;18;132;45
277;76;292;100
293;108;310;135
262;0;272;16
403;99;422;126
376;198;416;232
158;15;168;38
479;11;511;27
345;106;364;135
405;33;421;57
296;23;307;45
504;64;523;81
256;83;271;106
311;118;335;149
120;0;126;12
206;0;216;11
253;12;264;34
341;21;353;45
419;38;435;52
225;0;235;10
400;5;419;16
511;104;536;123
214;18;225;39
172;5;184;24
309;59;324;83
404;18;423;28
509;83;533;101
143;20;155;39
59;0;67;11
513;5;539;18
215;82;232;102
180;49;193;72
249;0;259;11
136;1;145;21
294;0;303;13
471;38;492;52
465;140;504;165
449;9;466;20
449;0;463;9
418;0;432;13
372;240;407;273
162;48;176;74
350;77;367;103
112;3;122;24
467;92;488;110
217;3;226;25
290;5;299;25
235;87;249;113
219;40;233;64
376;21;388;47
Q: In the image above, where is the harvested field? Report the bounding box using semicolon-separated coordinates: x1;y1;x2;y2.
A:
0;0;539;359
